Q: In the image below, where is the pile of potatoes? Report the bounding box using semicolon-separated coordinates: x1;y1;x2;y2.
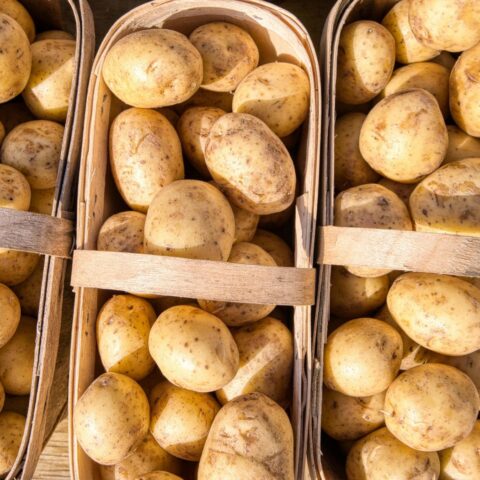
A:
74;20;310;480
327;0;480;478
0;0;76;475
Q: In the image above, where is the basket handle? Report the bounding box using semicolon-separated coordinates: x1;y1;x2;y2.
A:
71;250;316;306
318;226;480;276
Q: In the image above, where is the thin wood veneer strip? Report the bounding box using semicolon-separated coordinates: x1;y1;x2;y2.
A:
71;250;316;306
320;226;480;276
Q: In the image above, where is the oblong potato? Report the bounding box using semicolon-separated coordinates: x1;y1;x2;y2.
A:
445;125;480;164
251;229;294;267
102;29;203;108
12;257;43;317
35;30;74;41
0;0;35;42
198;393;294;480
97;211;146;253
377;178;416;206
0;411;26;476
29;187;54;214
0;250;39;286
205;113;296;215
189;22;259;92
0;283;20;349
232;62;310;137
0;164;30;210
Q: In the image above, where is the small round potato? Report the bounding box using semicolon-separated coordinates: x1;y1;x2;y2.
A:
381;0;439;64
0;13;31;103
442;350;480;395
0;411;26;476
445;125;480;164
12;257;43;317
359;89;447;183
324;318;403;397
189;22;259;92
377;178;416;206
35;30;74;42
384;364;479;451
149;381;220;461
335;113;379;191
0;250;39;286
1;120;64;189
336;21;395;105
74;372;150;465
0;164;30;210
251;229;294;267
330;267;389;319
97;295;156;381
22;39;76;121
0;0;35;42
110;108;184;213
177;107;225;177
0;283;20;349
102;29;203;108
198;242;276;326
217;317;293;407
97;211;146;253
144;180;235;261
149;305;239;392
232;62;310;137
0;316;35;395
135;473;183;480
205;113;296;215
410;158;480;235
409;0;480;52
346;427;440;480
29;187;54;214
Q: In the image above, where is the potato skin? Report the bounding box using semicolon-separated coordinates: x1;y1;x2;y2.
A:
0;250;39;286
0;411;26;475
0;284;20;349
198;393;294;480
0;164;30;211
0;0;35;42
384;364;479;451
231;204;258;243
102;29;203;108
445;125;480;164
205;113;296;215
12;257;43;317
251;229;293;267
97;211;146;253
189;22;259;93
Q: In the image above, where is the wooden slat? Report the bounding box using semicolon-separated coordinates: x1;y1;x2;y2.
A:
71;250;316;306
320;226;480;276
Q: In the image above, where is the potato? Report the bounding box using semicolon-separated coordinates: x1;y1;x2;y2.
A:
136;473;183;480
102;29;202;108
22;39;75;121
0;411;26;475
149;305;239;392
231;204;258;243
29;187;54;214
177;107;225;177
0;250;39;286
359;89;447;183
445;125;480;164
335;113;379;191
0;382;3;413
409;0;480;52
144;180;235;261
1;120;64;189
198;393;294;480
346;427;440;480
381;0;439;64
74;372;150;465
384;364;479;451
12;257;43;317
97;295;156;381
179;89;233;113
0;164;30;210
334;184;412;277
205;113;296;215
0;0;35;42
433;51;456;71
232;62;310;137
410;158;480;235
442;350;480;395
114;433;182;480
336;21;395;105
198;242;276;326
97;211;146;253
251;229;294;267
149;381;220;461
0;316;35;395
330;267;389;319
189;22;258;92
217;317;293;407
440;420;480;480
35;30;74;41
0;101;34;133
324;318;403;397
377;178;416;205
0;13;31;103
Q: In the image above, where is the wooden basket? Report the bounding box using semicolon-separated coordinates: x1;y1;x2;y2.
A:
0;1;95;479
68;1;321;479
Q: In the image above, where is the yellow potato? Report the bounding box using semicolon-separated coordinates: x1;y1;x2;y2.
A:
189;22;258;92
384;364;479;451
205;113;296;215
251;229;294;267
12;257;43;317
231;204;258;243
0;13;31;103
97;211;146;253
149;305;239;392
29;187;54;214
336;21;395;105
1;120;64;189
432;51;456;70
0;316;35;395
445;125;480;164
0;0;34;42
442;350;480;395
149;381;220;461
0;411;26;475
74;372;150;465
410;158;480;235
135;473;183;480
377;178;416;205
0;283;19;349
324;318;403;397
198;242;276;326
178;89;233;113
359;89;447;183
144;180;235;261
35;30;74;41
0;250;39;286
102;29;202;108
22;39;75;121
0;164;30;210
232;62;310;137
